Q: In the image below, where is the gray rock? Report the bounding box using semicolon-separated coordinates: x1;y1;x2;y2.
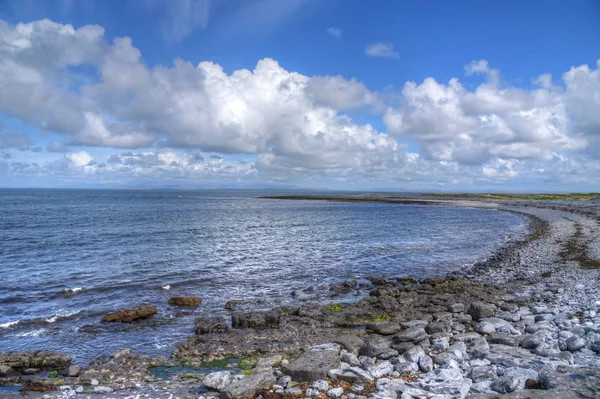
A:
256;355;282;368
448;303;465;313
204;371;233;391
425;322;449;334
312;380;329;391
287;387;303;396
433;337;449;350
393;361;418;374
305;388;319;397
341;350;360;366
365;360;393;378
94;386;114;394
418;355;433;373
366;322;401;335
376;348;399;360
220;373;276;399
490;375;519;394
521;334;543;349
476;322;496;335
67;365;81;377
231;311;280;329
468;302;495;320
392;327;428;343
566;336;586;352
286;349;340;382
391;341;414;354
470;366;497;382
333;335;364;353
402;346;425;364
360;335;391;357
327;387;344;398
328;367;373;383
0;365;15;377
533;341;561;357
196;316;229;335
489;333;520;347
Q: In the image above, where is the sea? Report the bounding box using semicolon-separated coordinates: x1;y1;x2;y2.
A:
0;189;527;363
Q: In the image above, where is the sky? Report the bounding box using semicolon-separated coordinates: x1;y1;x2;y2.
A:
0;0;599;191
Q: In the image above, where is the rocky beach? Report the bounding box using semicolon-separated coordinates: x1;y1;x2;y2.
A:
1;195;599;399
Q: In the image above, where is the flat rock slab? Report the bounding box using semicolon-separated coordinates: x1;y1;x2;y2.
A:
0;351;71;370
220;372;275;399
286;350;340;382
101;306;157;322
231;311;280;329
195;316;228;335
168;296;203;307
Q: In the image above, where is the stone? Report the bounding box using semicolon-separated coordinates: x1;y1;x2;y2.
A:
196;316;229;335
287;387;303;396
489;333;520;347
327;387;344;398
533;341;561;357
448;303;465;313
359;335;391;357
566;336;586;352
305;388;319;397
67;365;81;377
231;311;280;329
333;335;364;352
426;322;449;334
521;334;543;349
220;373;276;399
101;305;157;322
341;350;360;366
366;322;401;335
391;341;414;354
0;350;72;370
286;349;340;381
312;380;329;391
328;367;373;383
0;365;14;377
470;366;497;383
393;362;418;374
468;302;495;320
94;386;114;394
203;371;232;391
433;337;449;350
491;367;538;393
476;322;496;335
418;355;433;373
364;360;393;378
256;355;282;368
392;327;428;343
402;346;425;364
168;296;203;307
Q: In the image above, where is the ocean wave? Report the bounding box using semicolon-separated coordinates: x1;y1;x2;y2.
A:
0;310;81;329
59;287;83;294
17;329;46;337
161;284;171;290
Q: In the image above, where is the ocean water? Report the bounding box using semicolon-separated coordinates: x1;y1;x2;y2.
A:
0;189;527;363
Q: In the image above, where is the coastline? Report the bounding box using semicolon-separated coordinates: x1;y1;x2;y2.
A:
1;196;599;398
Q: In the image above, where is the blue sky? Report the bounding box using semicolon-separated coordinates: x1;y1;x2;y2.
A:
0;0;599;190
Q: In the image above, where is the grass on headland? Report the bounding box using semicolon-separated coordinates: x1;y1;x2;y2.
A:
427;193;599;201
560;223;600;270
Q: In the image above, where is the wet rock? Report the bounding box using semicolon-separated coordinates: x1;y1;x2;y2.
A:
231;311;280;329
225;300;246;311
468;302;495;321
196;316;229;335
67;365;81;377
0;365;15;377
366;322;401;335
359;335;391;357
168;296;203;307
330;280;358;294
220;372;275;399
101;305;157;322
392;327;427;343
0;350;72;370
203;371;232;391
286;349;340;381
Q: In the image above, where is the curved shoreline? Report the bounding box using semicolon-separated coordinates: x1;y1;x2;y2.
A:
1;197;599;398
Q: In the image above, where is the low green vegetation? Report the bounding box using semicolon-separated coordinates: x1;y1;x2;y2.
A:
427;193;599;200
48;371;58;378
325;304;343;312
373;314;391;322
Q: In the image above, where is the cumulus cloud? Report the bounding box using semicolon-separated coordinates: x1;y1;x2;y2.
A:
0;18;599;190
384;59;590;165
327;27;342;38
365;42;399;59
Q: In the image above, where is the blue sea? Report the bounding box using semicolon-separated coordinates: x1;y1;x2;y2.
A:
0;189;527;363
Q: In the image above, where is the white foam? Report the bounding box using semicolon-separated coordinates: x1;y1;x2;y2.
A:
161;284;171;290
45;310;80;323
18;329;45;337
0;320;19;329
61;287;83;293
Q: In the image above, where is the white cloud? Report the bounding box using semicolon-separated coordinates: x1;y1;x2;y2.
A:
144;0;210;43
365;42;399;59
327;27;342;38
0;18;599;190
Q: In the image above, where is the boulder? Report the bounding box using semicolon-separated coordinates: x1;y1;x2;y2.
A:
467;302;495;320
392;327;428;343
366;322;401;335
359;335;391;357
448;303;465;313
231;311;280;329
196;316;229;335
220;372;275;399
203;371;232;391
286;350;340;381
0;351;71;370
101;305;157;322
168;296;203;307
333;334;364;352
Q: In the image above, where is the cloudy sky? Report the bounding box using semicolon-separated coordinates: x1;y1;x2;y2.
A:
0;0;599;191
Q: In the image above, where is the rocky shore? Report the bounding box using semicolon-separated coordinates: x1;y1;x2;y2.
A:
1;196;599;399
